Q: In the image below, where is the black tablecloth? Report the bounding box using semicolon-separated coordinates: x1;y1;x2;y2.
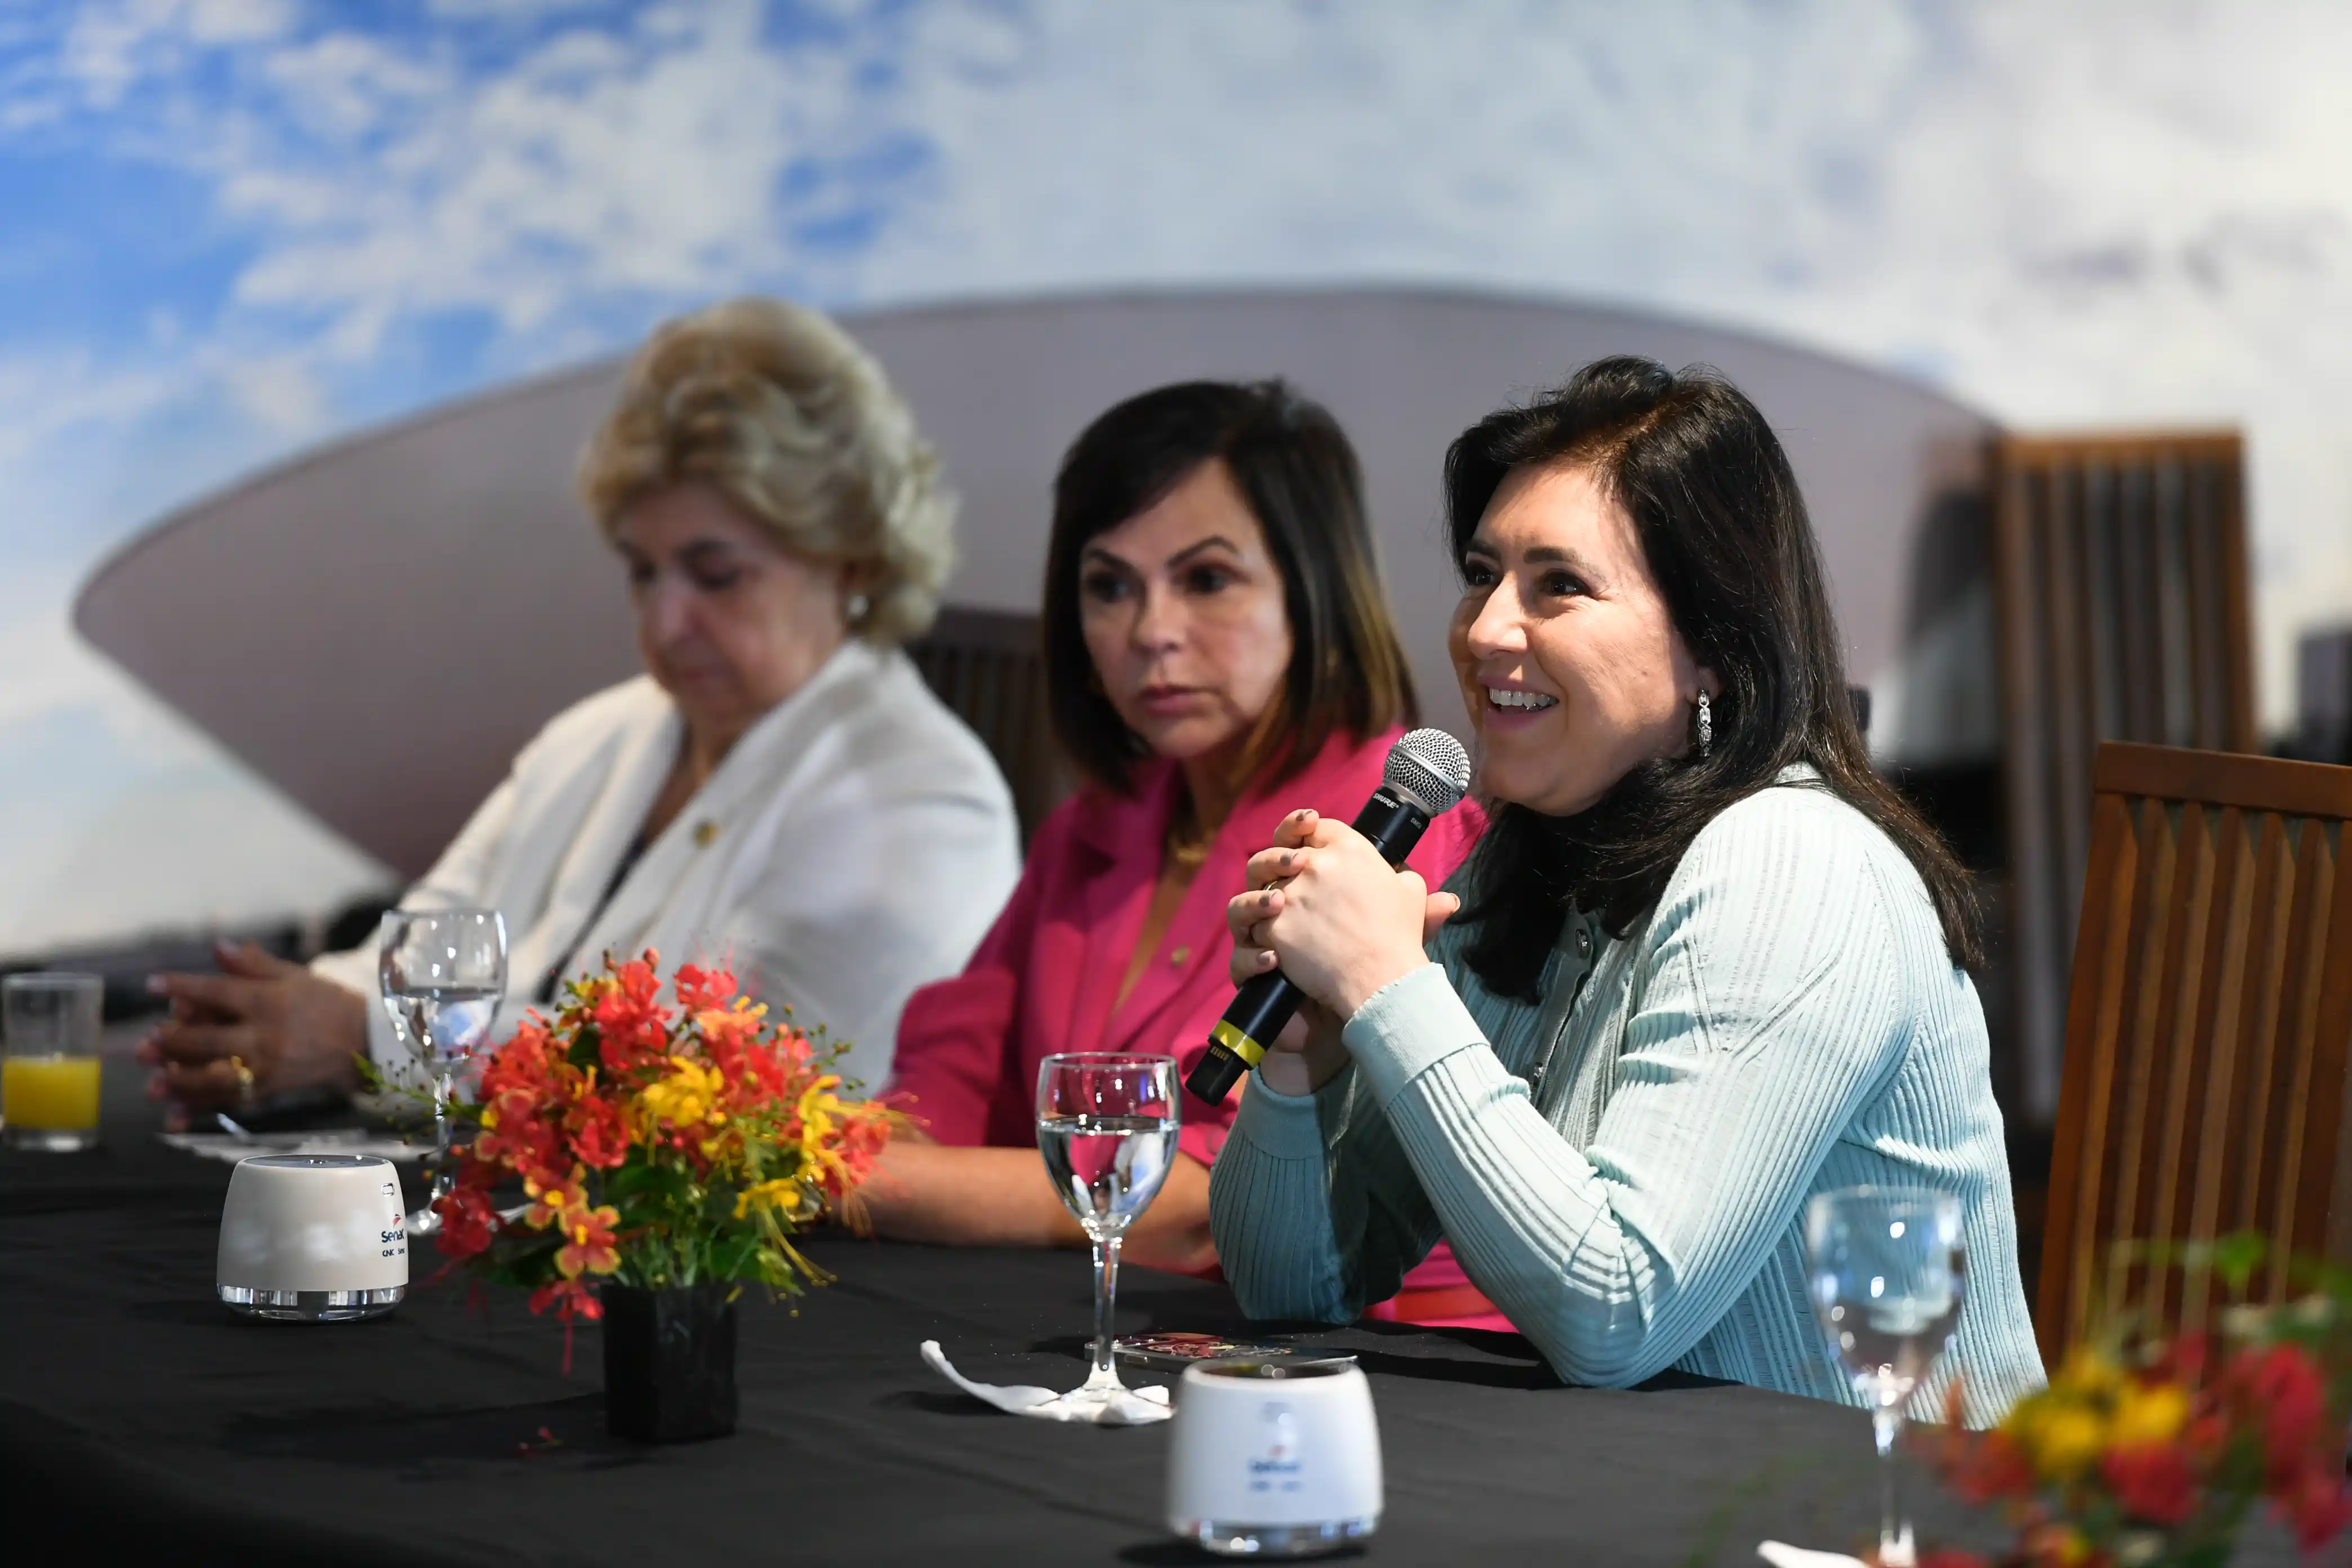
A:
0;1054;2274;1566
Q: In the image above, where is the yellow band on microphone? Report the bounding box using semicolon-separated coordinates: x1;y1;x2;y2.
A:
1210;1019;1268;1069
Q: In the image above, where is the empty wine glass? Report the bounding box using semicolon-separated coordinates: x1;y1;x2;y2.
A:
1036;1052;1180;1415
380;908;507;1236
1806;1185;1966;1568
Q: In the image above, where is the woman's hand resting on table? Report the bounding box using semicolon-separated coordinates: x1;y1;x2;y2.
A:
1226;808;1460;1097
137;942;372;1126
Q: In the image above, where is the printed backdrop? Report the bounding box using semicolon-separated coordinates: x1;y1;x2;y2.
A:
3;0;2350;952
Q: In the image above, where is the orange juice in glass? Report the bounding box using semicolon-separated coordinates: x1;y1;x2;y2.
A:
3;973;104;1151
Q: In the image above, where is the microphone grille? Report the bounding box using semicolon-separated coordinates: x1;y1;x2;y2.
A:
1385;728;1472;814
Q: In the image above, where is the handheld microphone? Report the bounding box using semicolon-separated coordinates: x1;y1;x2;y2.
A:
1186;728;1473;1104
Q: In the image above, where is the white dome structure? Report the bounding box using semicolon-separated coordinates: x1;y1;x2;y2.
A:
77;287;1997;878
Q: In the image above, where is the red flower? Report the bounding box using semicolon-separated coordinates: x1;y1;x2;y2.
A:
433;1184;500;1260
592;952;672;1072
2231;1343;2328;1473
2274;1462;2352;1551
1944;1429;2039;1506
528;1276;603;1322
555;1204;622;1280
675;961;738;1014
473;1108;560;1174
564;1094;631;1169
480;1014;561;1099
2101;1444;2201;1527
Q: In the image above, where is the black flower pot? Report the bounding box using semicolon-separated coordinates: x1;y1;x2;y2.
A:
600;1284;738;1443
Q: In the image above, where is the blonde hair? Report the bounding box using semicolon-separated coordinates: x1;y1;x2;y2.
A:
577;297;955;645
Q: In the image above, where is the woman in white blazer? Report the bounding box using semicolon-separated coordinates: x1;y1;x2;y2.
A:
143;298;1022;1114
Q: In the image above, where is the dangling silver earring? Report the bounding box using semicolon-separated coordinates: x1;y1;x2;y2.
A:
1696;691;1713;759
845;592;871;625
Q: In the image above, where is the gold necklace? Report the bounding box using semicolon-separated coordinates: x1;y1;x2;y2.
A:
1164;805;1215;870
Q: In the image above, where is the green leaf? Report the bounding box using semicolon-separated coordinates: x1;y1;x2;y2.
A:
707;1232;760;1281
2211;1231;2267;1297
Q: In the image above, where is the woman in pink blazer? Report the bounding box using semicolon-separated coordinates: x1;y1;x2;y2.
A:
868;380;1502;1328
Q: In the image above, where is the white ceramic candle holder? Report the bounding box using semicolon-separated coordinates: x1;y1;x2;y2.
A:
216;1153;408;1322
1165;1358;1382;1557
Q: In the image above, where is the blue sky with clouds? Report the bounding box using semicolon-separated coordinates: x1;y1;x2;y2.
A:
5;0;2351;951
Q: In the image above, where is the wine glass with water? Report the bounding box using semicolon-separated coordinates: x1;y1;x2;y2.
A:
379;908;507;1236
1036;1052;1181;1414
1805;1185;1966;1568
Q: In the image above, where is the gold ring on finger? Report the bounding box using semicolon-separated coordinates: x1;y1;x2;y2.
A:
228;1054;257;1104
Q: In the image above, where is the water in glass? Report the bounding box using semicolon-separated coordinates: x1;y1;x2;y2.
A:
1035;1053;1179;1415
1039;1112;1179;1238
387;987;501;1065
378;909;508;1236
1806;1186;1966;1568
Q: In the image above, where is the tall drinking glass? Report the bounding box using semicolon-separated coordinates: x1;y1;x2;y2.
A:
1036;1052;1180;1415
1805;1185;1966;1568
379;909;507;1235
3;973;105;1152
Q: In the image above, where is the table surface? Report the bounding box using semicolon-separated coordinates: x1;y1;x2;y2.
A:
0;1044;2290;1567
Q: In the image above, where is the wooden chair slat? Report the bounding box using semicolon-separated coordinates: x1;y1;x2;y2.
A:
2036;743;2352;1357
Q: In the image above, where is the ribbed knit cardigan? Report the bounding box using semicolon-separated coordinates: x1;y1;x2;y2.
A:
1208;773;2047;1423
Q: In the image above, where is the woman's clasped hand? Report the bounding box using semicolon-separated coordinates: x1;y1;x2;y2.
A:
1226;807;1462;1095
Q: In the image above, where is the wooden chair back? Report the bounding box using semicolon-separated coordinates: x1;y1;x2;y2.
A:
1992;431;2257;1122
2036;742;2352;1362
905;606;1067;844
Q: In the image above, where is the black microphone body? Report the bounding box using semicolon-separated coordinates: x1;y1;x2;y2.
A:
1184;783;1435;1104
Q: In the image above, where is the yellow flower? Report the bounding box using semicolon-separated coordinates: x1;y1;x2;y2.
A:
2024;1402;2109;1480
638;1056;728;1132
798;1075;841;1139
2051;1346;2124;1401
733;1177;803;1220
520;1167;585;1231
2110;1380;2190;1448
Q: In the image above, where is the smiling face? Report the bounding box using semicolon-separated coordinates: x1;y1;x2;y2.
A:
613;482;851;748
1076;458;1294;774
1450;462;1717;816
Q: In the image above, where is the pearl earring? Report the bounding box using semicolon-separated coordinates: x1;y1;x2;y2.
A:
1696;692;1713;758
845;592;871;624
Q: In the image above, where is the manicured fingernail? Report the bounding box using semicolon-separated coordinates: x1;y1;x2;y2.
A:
145;975;167;994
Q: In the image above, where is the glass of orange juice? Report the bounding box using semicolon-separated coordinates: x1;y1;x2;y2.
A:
3;973;104;1152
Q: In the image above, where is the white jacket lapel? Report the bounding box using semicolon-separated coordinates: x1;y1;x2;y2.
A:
511;687;679;994
560;641;875;984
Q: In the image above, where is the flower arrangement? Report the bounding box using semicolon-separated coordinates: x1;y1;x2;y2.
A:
425;951;895;1329
1922;1235;2352;1568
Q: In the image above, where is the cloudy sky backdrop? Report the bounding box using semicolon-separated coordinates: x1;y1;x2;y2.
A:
5;0;2351;952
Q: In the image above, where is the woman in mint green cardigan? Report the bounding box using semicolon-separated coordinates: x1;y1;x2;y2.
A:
1209;358;2045;1423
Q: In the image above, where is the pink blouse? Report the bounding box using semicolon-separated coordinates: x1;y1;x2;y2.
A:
890;728;1507;1329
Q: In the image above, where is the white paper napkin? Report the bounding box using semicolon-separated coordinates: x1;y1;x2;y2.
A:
1757;1543;1868;1568
919;1339;1173;1425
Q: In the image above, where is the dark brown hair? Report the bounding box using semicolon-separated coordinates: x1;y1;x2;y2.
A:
1044;380;1415;794
1447;357;1983;998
